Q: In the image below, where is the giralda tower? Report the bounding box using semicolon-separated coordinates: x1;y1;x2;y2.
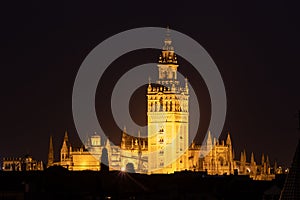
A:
147;29;189;173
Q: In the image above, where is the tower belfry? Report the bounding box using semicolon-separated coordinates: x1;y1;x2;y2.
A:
147;28;189;173
157;29;178;84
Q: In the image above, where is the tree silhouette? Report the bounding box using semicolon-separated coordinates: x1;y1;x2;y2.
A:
126;163;135;173
100;148;109;173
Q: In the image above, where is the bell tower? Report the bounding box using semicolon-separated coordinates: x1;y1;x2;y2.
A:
147;28;189;173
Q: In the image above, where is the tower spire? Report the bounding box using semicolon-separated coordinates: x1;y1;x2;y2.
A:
207;131;212;146
162;26;174;51
206;131;213;153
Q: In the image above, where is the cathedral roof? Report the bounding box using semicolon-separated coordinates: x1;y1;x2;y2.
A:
121;131;148;150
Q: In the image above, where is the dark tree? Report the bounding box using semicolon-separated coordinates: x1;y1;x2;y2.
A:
100;148;109;172
126;163;135;173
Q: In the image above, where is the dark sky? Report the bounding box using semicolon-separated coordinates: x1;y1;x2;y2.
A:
1;1;300;168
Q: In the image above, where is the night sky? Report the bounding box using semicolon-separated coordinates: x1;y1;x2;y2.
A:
1;1;300;168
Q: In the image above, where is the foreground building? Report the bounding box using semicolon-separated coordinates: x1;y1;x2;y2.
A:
2;155;43;171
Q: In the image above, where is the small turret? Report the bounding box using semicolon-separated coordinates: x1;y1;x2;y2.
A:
90;132;101;146
261;153;267;174
142;140;146;149
240;151;244;163
148;77;152;92
60;130;72;163
266;155;270;174
64;131;69;144
213;137;217;146
191;140;195;149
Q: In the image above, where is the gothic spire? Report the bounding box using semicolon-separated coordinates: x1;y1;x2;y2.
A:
206;130;212;146
251;152;255;165
240;151;244;163
266;155;270;167
226;132;232;146
62;139;68;150
64;130;69;143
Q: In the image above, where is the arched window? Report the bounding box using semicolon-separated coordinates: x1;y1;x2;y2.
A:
159;97;163;111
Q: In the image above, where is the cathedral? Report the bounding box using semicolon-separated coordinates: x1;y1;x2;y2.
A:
47;31;278;180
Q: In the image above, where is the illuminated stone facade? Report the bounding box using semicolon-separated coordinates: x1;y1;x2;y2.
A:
47;31;277;180
147;31;189;173
120;129;148;173
189;131;276;180
189;131;235;175
188;131;235;175
49;131;120;171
